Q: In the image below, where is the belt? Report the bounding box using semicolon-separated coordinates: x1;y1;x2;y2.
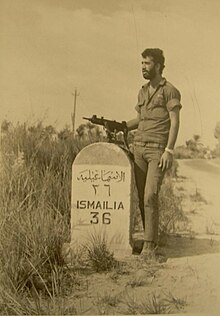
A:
134;141;165;149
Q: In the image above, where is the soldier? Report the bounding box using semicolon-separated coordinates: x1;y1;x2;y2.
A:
126;48;182;260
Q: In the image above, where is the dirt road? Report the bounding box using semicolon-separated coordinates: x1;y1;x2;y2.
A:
162;159;220;314
177;159;220;237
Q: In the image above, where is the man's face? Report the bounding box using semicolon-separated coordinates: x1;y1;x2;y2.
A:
141;56;157;80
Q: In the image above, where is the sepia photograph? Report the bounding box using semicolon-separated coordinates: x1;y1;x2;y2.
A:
0;0;220;315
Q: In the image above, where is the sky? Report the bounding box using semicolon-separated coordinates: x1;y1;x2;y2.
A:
0;0;220;147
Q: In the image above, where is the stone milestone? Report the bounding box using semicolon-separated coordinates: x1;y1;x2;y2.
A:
71;142;134;258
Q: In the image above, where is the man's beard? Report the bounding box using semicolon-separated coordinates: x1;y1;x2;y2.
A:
142;68;156;80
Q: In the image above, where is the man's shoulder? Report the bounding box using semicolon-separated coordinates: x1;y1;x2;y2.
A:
164;80;178;90
164;80;179;90
163;80;181;96
137;83;149;97
138;79;180;94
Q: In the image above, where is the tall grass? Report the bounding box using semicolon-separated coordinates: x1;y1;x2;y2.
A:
0;121;100;314
1;122;80;217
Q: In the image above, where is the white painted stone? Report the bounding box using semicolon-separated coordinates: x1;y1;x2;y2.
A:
71;142;134;258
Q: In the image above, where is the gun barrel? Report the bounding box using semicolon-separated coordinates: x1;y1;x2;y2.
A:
82;115;127;133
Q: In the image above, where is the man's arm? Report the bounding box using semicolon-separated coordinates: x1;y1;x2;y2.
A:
159;107;180;171
166;107;180;149
126;113;141;131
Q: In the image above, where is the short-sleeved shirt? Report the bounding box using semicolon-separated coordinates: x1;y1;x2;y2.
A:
134;77;182;145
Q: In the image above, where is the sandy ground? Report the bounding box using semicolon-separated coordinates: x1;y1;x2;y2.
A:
177;159;220;238
158;158;220;314
66;158;220;315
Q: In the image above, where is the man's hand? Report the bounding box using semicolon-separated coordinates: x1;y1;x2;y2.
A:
159;151;173;171
126;113;141;131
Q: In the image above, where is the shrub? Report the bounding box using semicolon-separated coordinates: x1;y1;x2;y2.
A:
159;176;188;237
139;293;170;314
166;158;179;178
121;292;172;315
85;231;117;272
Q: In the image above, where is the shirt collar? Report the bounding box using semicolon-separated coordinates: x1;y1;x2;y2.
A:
142;77;166;89
158;77;166;86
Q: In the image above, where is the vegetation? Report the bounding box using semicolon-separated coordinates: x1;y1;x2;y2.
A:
0;120;189;314
175;134;212;159
121;291;187;314
85;232;117;272
190;188;207;204
159;175;188;236
214;121;220;156
0;120;101;314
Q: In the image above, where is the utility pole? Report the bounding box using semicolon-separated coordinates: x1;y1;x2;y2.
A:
71;88;79;136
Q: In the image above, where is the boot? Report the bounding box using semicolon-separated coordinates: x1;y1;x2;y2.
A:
140;241;167;263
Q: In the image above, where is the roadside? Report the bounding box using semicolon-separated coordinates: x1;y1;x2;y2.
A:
176;158;220;238
65;159;220;315
2;156;219;315
162;158;220;314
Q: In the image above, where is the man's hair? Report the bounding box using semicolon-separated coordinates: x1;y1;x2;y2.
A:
141;48;165;74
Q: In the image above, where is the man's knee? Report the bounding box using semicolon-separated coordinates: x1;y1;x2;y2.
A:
144;191;158;207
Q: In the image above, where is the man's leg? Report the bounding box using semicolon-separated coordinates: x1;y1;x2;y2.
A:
142;149;165;254
133;145;148;227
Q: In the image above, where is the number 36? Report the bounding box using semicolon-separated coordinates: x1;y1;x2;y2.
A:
90;212;111;224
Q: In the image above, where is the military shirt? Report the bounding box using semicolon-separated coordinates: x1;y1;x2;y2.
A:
134;78;182;145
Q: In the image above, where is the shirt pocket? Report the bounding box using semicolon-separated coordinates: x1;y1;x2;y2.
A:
136;99;147;119
152;94;165;107
151;96;168;119
135;98;145;114
140;102;152;119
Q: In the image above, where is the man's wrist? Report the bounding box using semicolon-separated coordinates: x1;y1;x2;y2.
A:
165;147;174;155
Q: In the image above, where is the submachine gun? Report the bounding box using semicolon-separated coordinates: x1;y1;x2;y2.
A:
83;115;132;157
